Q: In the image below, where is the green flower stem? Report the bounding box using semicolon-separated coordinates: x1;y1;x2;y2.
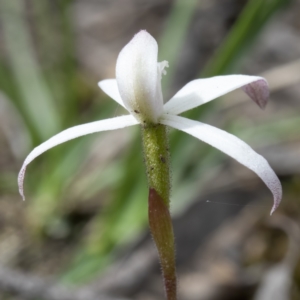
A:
142;124;171;206
141;124;177;300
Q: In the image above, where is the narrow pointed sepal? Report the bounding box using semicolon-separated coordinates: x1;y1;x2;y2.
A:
18;115;138;200
163;75;269;115
148;188;177;300
161;114;282;214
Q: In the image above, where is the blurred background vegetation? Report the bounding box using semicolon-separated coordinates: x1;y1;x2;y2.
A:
0;0;300;299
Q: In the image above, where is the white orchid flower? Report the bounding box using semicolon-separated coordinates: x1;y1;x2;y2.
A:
18;30;282;214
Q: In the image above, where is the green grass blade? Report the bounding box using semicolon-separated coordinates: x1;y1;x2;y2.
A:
0;0;60;141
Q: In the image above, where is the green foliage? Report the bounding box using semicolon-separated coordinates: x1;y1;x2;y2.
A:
202;0;292;76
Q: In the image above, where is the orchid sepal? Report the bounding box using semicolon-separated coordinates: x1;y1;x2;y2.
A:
160;114;282;214
18;115;138;200
163;75;269;115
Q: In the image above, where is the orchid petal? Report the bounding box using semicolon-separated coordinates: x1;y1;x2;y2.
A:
160;114;281;214
164;75;269;115
116;30;162;122
98;79;127;110
18;115;138;200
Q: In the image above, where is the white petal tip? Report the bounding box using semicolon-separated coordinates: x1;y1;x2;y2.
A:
270;205;276;216
97;80;107;90
242;79;269;110
18;166;26;201
270;191;282;215
130;30;154;46
270;200;280;216
135;29;149;37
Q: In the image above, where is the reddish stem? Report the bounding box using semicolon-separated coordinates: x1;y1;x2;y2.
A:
148;188;177;300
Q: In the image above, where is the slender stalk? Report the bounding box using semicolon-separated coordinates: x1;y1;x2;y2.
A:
141;124;177;300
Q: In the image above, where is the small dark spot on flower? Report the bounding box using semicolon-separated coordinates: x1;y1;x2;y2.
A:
160;155;166;163
134;110;140;114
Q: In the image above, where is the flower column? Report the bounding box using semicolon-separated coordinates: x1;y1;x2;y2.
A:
142;123;177;300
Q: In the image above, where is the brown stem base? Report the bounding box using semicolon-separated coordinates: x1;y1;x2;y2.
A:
148;188;177;300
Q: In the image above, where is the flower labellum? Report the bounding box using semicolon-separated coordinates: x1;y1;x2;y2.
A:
18;30;282;300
